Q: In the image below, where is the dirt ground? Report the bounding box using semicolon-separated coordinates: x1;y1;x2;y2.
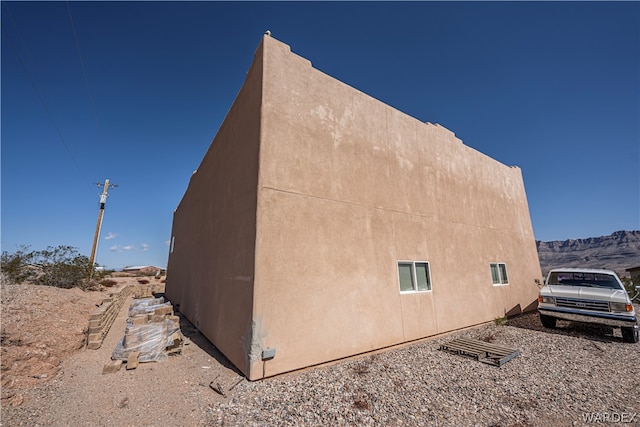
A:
1;280;112;406
1;277;241;426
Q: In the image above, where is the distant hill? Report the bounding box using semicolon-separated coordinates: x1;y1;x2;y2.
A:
536;230;640;277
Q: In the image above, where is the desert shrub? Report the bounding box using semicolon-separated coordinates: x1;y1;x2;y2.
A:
494;315;508;326
83;278;103;291
1;245;35;283
90;268;114;280
137;279;150;284
101;278;117;287
1;245;94;290
32;246;92;289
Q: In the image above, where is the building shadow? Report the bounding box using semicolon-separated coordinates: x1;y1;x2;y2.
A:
153;292;245;377
505;300;539;318
178;310;244;377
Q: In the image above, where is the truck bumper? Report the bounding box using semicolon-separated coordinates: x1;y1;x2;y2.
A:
539;307;638;328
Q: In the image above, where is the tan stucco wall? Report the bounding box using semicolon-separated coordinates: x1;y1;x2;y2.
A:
165;41;264;376
168;35;541;381
251;36;541;379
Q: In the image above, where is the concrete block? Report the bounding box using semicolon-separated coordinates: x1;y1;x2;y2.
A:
154;306;173;316
151;314;165;323
102;359;122;374
126;352;140;370
87;340;102;350
132;315;148;325
167;332;182;351
89;312;103;321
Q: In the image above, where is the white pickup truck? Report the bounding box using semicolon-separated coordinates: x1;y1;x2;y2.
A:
537;268;638;343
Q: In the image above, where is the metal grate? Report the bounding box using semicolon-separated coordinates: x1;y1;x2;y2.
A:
554;297;610;312
438;337;519;367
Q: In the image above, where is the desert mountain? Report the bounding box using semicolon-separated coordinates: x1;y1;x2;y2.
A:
536;230;640;276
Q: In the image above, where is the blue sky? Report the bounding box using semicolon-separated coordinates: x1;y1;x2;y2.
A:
2;1;638;270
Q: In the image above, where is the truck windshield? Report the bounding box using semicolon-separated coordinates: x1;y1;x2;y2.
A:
548;272;621;289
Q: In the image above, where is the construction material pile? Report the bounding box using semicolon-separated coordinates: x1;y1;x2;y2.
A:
111;297;184;365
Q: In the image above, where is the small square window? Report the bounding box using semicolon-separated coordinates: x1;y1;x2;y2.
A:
490;263;509;285
398;261;432;293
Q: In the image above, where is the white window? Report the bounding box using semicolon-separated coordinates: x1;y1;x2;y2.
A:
398;261;432;293
490;263;509;285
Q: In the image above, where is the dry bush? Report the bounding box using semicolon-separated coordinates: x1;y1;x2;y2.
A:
2;245;93;290
101;278;117;287
494;315;508;326
137;279;150;284
82;279;103;292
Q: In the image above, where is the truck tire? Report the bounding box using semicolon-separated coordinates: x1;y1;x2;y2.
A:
540;314;557;329
621;327;639;343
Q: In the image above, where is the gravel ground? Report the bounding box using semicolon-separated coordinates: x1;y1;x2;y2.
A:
209;308;640;427
2;285;639;426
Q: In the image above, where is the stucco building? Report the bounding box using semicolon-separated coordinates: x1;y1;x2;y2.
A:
166;35;541;381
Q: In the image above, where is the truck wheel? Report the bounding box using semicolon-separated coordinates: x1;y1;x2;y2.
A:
621;327;639;343
540;314;557;329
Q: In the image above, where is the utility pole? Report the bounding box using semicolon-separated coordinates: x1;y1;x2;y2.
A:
88;179;118;278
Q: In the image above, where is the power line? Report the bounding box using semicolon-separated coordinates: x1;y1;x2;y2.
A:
66;1;106;153
1;10;90;186
2;3;86;165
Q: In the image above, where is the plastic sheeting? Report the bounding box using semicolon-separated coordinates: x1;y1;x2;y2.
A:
112;297;183;363
128;297;170;317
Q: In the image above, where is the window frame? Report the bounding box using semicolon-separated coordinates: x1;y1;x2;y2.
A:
490;262;509;286
397;260;432;293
